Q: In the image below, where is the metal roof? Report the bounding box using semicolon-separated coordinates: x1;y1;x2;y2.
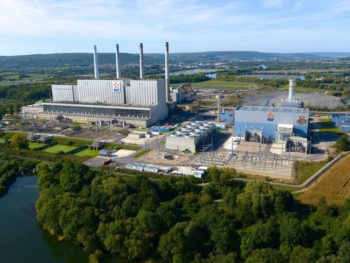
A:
237;106;309;114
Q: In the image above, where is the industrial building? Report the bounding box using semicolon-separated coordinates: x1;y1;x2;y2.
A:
234;79;309;145
165;121;217;152
21;43;171;127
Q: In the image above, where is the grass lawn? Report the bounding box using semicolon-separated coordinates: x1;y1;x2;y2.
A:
28;142;46;150
294;160;328;184
74;148;99;157
43;145;77;154
0;137;5;144
191;80;257;91
104;143;142;152
134;149;151;158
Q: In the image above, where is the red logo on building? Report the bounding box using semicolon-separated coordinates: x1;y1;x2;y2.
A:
267;112;274;121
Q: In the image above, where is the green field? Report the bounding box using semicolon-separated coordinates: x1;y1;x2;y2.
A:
294;160;328;184
28;142;46;150
74;148;99;157
190;80;257;91
43;145;77;154
133;149;151;158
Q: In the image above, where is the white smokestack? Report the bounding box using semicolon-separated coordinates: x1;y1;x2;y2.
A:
93;45;99;79
288;79;295;101
165;42;170;102
139;43;144;79
115;44;121;79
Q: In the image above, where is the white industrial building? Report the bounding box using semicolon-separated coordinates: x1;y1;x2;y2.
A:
165;121;217;152
22;43;171;127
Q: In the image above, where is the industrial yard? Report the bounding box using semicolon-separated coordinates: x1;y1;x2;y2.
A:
243;91;345;109
10;42;348;182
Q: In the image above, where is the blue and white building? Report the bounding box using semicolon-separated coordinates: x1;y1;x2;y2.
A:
234;79;309;143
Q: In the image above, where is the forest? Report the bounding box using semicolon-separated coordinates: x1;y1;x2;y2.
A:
36;162;350;263
170;73;210;84
0;82;52;119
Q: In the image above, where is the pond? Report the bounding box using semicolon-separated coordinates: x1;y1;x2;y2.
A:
0;176;128;263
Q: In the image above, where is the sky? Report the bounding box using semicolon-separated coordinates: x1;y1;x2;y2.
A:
0;0;350;55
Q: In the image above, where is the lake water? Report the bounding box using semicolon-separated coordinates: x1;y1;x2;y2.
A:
0;176;128;263
243;74;305;80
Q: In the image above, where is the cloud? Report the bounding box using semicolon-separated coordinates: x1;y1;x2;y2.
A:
0;0;349;54
262;0;285;7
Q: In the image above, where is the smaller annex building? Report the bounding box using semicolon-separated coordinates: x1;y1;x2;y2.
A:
234;106;309;143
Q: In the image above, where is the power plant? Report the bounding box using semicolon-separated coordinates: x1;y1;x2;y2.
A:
22;42;171;127
234;79;310;153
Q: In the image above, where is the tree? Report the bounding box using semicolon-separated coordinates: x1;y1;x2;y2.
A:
289;246;316;263
11;134;28;149
59;162;84;192
246;248;285;263
236;181;274;222
8;105;14;115
279;214;305;250
240;219;279;258
158;222;191;263
334;136;350;151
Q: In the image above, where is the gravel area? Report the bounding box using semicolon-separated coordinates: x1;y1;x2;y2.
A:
243;92;345;109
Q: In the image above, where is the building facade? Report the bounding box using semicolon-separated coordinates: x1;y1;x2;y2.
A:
24;79;168;127
234;106;309;142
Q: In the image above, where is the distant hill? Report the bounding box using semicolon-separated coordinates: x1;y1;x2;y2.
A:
0;51;349;73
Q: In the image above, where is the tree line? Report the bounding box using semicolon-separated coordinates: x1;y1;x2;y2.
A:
170;73;210;84
36;162;350;262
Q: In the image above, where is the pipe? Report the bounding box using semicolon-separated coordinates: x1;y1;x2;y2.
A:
93;45;99;79
165;42;170;102
115;44;121;79
139;43;144;79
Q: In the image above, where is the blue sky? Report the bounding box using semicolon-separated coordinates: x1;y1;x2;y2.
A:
0;0;350;55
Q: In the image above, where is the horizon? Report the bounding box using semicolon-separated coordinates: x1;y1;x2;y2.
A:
1;0;350;55
1;50;350;57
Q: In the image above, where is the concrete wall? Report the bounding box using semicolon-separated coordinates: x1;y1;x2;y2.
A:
165;136;196;152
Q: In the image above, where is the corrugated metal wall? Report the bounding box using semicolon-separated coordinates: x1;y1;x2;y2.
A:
52;85;75;102
76;80;127;104
234;108;309;139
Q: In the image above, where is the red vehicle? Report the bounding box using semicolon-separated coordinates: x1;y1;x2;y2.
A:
103;159;113;165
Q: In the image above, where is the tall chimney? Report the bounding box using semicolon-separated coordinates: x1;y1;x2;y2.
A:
139;43;144;79
165;42;170;102
115;44;121;79
93;45;99;79
288;79;295;101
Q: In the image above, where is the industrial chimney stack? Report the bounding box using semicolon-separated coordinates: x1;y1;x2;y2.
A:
288;79;295;101
115;44;121;79
165;42;170;102
139;43;144;79
93;45;99;79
